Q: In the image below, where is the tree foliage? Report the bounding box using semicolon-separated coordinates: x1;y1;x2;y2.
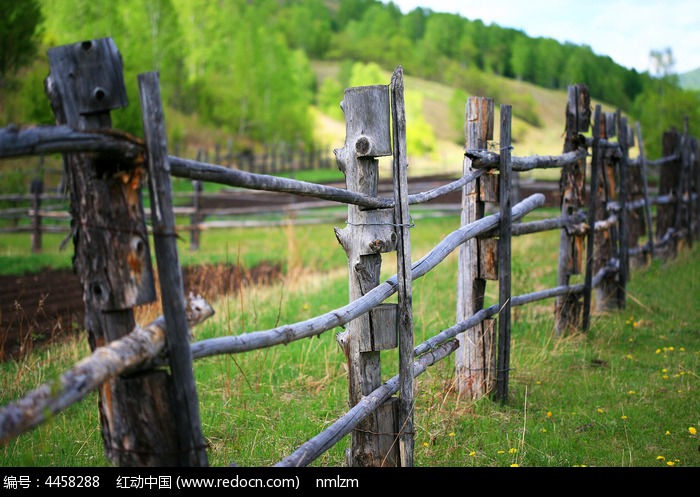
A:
0;0;44;88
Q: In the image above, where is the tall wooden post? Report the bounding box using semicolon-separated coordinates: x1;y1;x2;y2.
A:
692;137;700;241
656;130;681;259
634;122;655;260
554;85;589;335
582;106;600;331
679;119;693;248
455;96;494;398
616;113;630;309
190;179;202;251
390;67;415;466
627;128;649;269
494;104;512;403
334;84;399;466
29;178;43;253
138;71;209;467
592;109;617;313
45;38;181;466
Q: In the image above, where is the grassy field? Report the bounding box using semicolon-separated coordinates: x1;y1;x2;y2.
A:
1;210;698;468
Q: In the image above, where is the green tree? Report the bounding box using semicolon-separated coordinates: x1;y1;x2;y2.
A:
533;37;564;89
510;34;535;82
632;49;699;158
421;12;464;60
317;77;345;120
187;2;314;144
332;0;379;31
329;2;402;66
277;0;332;58
481;25;516;76
0;0;44;106
40;0;123;45
399;6;428;42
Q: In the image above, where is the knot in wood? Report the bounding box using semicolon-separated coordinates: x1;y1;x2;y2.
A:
368;239;385;253
355;135;374;157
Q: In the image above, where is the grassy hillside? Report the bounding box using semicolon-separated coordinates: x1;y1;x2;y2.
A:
310;60;619;181
132;60;598;174
679;67;700;90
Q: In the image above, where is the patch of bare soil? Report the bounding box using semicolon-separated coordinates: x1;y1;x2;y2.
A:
0;261;282;362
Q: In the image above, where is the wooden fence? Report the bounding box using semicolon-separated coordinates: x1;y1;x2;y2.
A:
0;37;697;467
180;140;335;175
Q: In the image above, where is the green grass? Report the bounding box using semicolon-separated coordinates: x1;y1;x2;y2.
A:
1;214;698;467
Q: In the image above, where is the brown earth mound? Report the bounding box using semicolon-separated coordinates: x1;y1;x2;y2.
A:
0;261;282;362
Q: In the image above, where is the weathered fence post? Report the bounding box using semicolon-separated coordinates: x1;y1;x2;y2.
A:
583;106;602;328
692;136;700;241
680;118;694;248
334;84;399;466
494;104;512;403
554;85;589;335
390;66;415;466
44;38;181;466
626;124;651;268
591;109;617;314
29;178;43;253
616;112;630;309
190;179;202;251
634;122;656;261
138;70;209;467
455;96;495;399
656;130;682;259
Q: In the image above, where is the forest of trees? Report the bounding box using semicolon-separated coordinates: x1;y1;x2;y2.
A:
2;0;698;160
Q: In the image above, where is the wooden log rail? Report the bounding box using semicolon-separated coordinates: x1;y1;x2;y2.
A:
0;125;683;216
189;193;545;359
0;294;214;445
0;124;484;212
0;124;144;160
511;210;587;236
1;124;683;229
465;148;586;171
276;338;458;468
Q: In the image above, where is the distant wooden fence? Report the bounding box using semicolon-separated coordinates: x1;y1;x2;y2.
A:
0;37;697;467
180;140;335;175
